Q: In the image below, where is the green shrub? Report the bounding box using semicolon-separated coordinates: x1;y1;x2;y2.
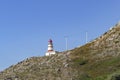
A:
73;58;88;66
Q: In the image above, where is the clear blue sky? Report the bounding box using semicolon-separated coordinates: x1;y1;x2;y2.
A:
0;0;120;71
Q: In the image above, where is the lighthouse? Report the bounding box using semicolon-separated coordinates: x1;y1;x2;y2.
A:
45;39;56;56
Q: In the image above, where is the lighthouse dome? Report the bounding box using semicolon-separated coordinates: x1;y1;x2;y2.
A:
49;39;52;43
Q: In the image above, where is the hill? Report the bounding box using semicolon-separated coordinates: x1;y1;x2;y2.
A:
0;22;120;80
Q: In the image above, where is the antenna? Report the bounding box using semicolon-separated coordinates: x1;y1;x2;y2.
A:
86;32;88;43
65;36;68;51
117;21;120;26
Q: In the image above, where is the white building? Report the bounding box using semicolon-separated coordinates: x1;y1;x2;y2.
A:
45;39;56;56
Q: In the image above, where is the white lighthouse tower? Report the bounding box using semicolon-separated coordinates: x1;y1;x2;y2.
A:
45;39;56;56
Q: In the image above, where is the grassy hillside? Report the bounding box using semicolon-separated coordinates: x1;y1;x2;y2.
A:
0;23;120;80
69;23;120;80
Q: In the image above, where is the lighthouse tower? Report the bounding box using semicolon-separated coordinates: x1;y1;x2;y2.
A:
45;39;56;56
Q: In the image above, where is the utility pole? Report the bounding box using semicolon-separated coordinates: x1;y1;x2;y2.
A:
65;36;68;51
86;32;88;43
